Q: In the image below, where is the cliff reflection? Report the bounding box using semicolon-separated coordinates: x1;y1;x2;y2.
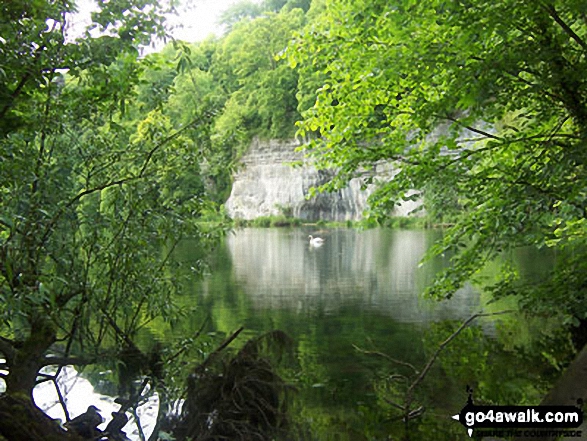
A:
222;228;480;323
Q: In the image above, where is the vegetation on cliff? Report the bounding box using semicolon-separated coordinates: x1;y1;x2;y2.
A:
1;0;586;439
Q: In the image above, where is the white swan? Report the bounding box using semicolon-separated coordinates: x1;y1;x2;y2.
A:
308;235;325;246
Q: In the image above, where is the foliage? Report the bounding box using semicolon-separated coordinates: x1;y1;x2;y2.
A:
213;7;306;141
232;214;304;228
218;0;264;32
423;321;549;406
126;4;316;205
0;0;225;439
289;0;587;325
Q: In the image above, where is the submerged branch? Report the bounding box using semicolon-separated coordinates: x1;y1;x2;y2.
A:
405;310;514;408
194;326;245;374
352;344;419;374
384;398;408;412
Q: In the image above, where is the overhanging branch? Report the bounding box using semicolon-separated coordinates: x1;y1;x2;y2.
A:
352;344;419;374
440;114;501;141
541;2;587;52
405;310;514;407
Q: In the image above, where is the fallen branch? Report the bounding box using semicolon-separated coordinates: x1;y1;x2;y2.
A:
352;344;419;374
193;326;245;375
405;310;514;410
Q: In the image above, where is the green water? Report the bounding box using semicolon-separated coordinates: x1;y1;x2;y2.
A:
167;227;562;440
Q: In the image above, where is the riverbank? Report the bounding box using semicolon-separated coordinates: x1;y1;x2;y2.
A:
230;214;439;229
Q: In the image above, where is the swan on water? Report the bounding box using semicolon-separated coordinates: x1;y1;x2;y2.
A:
308;235;325;246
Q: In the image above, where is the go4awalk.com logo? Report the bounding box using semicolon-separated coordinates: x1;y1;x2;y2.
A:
452;387;583;438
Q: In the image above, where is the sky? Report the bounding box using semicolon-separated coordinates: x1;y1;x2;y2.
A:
71;0;261;49
168;0;258;42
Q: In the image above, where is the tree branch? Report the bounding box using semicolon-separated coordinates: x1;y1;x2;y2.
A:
137;118;201;178
352;344;419;374
193;326;245;374
0;16;64;123
167;318;210;364
470;55;565;104
541;3;587;52
38;115;204;253
440;114;501;140
52;375;70;423
128;234;183;332
404;310;514;408
39;175;141;250
0;218;23;235
40;355;97;368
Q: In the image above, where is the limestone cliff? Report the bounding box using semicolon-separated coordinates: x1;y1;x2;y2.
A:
225;138;421;221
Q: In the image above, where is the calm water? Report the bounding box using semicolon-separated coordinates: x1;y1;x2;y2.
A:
192;227;482;329
30;227;556;440
171;228;555;440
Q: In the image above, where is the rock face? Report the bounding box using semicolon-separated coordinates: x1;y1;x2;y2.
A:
225;138;421;221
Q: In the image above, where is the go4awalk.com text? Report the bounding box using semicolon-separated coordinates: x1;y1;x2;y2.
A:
452;388;583;437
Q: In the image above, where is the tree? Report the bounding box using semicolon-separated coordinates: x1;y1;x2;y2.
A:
0;1;224;439
215;8;305;138
163;40;235;202
218;0;263;32
289;1;587;340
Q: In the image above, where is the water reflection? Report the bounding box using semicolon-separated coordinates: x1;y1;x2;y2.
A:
187;228;545;439
32;366;158;440
222;228;480;323
23;228;552;441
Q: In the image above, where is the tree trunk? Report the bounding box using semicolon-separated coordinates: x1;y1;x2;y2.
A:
4;316;56;399
0;394;82;441
0;316;82;440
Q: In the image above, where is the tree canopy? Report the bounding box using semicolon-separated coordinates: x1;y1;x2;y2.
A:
0;0;320;437
3;0;587;438
0;0;226;439
289;0;587;328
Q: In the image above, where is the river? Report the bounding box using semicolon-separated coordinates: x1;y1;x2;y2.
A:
168;227;558;440
32;227;560;440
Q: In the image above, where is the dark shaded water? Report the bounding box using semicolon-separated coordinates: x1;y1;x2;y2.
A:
27;227;559;440
170;228;559;440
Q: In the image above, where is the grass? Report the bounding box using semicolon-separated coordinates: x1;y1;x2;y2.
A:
230;215;442;229
233;215;302;228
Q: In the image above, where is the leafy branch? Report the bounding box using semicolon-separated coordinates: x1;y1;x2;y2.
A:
355;310;514;430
